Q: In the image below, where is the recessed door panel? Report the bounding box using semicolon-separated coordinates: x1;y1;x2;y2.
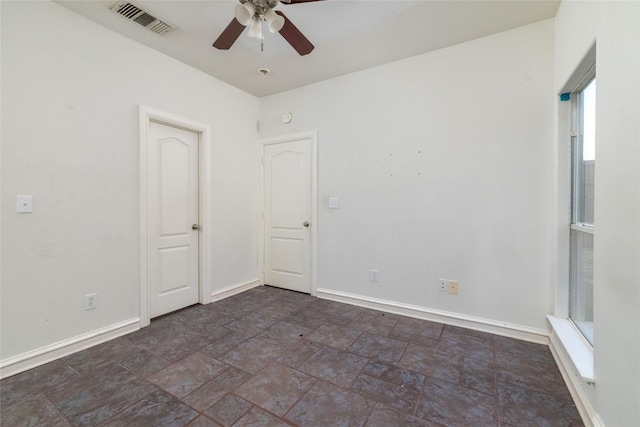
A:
270;237;304;275
160;246;190;294
270;152;304;230
160;139;191;236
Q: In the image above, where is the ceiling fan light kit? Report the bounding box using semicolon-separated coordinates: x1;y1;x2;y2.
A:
248;18;264;39
213;0;323;56
234;2;254;24
265;9;285;33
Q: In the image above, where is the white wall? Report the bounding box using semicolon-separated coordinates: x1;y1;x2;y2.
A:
0;1;259;361
555;2;640;426
260;20;556;332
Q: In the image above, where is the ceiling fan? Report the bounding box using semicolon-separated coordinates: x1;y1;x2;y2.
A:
213;0;323;56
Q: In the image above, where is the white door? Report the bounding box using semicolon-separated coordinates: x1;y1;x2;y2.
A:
263;139;311;293
148;121;200;318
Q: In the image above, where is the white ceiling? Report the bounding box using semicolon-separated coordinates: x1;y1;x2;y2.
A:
56;0;560;97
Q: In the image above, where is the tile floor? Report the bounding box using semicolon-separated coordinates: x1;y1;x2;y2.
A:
0;285;584;426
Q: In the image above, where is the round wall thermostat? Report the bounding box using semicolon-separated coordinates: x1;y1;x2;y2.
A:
282;112;293;124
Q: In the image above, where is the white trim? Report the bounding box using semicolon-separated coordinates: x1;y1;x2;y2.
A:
547;315;594;381
0;318;140;379
139;106;212;327
560;44;596;95
571;223;595;234
259;131;318;296
210;279;261;302
548;323;602;427
317;288;549;344
555;94;572;319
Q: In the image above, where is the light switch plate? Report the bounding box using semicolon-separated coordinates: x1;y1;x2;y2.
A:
17;195;33;213
370;269;379;282
329;197;340;209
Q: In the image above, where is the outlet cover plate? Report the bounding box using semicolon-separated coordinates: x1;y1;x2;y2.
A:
448;280;459;295
85;293;97;310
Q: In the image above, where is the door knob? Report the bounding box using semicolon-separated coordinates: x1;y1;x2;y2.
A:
303;221;310;227
192;224;199;230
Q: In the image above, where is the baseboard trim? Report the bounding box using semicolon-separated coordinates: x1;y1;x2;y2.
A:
210;279;261;302
0;318;140;380
548;330;603;427
316;288;549;344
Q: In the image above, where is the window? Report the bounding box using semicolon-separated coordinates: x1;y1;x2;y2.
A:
570;75;596;345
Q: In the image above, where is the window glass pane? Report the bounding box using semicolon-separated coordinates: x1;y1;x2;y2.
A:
578;79;596;225
582;79;596;161
570;230;594;345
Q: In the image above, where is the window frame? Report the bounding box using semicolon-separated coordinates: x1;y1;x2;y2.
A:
569;69;596;346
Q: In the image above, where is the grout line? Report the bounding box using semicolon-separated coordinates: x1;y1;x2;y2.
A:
41;392;75;426
280;377;318;421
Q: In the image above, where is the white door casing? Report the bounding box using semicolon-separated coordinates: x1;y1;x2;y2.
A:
261;132;317;294
139;107;211;327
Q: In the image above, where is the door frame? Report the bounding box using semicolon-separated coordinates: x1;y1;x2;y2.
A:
139;106;211;327
259;131;318;296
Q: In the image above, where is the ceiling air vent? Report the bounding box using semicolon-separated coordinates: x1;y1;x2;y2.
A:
110;1;176;35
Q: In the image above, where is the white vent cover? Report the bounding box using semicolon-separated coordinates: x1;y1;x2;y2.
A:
110;1;176;34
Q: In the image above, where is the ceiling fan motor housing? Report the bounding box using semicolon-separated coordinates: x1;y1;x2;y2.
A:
238;0;281;16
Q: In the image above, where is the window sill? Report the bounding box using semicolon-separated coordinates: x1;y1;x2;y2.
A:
547;315;594;382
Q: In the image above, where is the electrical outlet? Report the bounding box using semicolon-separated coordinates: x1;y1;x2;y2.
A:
438;279;447;292
85;293;97;310
370;269;380;282
448;280;459;295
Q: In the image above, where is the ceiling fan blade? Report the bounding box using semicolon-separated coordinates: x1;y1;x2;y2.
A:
280;0;325;4
275;11;314;56
213;18;245;50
